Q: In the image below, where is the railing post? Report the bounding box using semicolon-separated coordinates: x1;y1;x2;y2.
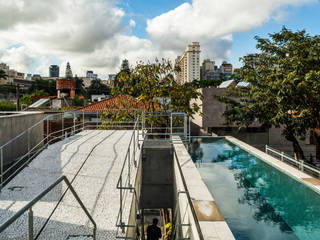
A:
120;176;124;233
28;208;33;240
170;113;173;140
265;145;267;153
0;147;3;192
27;128;30;161
82;111;85;130
73;112;76;135
128;147;131;188
281;151;284;161
184;114;187;139
46;117;49;145
300;160;304;171
61;113;64;139
96;112;98;129
142;111;145;138
133;130;136;167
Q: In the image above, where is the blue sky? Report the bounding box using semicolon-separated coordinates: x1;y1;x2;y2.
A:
120;0;320;68
0;0;319;76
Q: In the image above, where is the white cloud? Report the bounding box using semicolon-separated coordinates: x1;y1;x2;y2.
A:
147;0;316;63
0;0;316;78
129;19;136;27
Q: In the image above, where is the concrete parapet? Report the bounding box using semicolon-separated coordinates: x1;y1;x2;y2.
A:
172;136;235;240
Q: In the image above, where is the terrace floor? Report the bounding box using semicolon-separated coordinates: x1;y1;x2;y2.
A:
0;130;137;240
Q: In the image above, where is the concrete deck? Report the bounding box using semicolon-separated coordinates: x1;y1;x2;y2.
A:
0;130;138;240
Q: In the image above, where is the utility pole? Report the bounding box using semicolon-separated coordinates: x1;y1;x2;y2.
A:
16;84;20;111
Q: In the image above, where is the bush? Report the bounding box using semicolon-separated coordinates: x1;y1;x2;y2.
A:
0;100;16;111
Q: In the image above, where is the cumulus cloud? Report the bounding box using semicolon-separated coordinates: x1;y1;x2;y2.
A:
0;0;316;78
147;0;316;63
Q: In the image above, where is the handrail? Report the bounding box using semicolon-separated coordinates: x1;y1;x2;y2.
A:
265;145;320;175
173;149;204;240
0;175;97;240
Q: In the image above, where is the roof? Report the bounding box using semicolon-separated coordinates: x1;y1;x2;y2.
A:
76;95;151;113
218;80;235;89
236;81;250;88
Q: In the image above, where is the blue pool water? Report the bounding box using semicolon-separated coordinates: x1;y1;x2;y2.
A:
188;137;320;240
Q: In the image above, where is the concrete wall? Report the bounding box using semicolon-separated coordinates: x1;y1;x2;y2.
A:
0;112;44;167
192;88;316;157
140;140;173;209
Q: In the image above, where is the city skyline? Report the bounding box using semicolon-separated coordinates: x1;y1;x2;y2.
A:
0;0;319;78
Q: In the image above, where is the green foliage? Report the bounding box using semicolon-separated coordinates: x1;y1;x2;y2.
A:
29;78;56;95
87;79;111;97
21;90;49;105
74;77;87;96
72;95;85;107
0;69;8;79
0;100;16;111
112;59;201;115
219;27;320;160
0;84;16;94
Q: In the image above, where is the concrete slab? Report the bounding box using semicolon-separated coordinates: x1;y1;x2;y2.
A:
0;130;140;240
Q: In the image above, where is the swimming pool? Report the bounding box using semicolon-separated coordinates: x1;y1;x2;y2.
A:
188;137;320;240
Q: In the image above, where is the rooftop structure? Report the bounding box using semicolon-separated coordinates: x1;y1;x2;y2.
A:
56;78;76;99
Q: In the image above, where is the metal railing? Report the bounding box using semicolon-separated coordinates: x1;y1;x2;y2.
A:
116;115;142;239
172;148;204;240
0;111;142;191
0;175;96;240
115;112;191;239
265;145;320;178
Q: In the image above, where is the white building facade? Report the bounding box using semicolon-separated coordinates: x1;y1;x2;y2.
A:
175;42;201;84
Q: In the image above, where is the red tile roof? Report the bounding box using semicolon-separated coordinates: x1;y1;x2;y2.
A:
76;95;152;113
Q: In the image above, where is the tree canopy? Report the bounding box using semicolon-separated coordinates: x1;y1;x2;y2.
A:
87;79;111;97
0;69;8;79
28;78;56;95
219;27;320;161
112;59;201;115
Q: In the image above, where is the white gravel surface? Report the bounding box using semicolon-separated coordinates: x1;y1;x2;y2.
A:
0;130;140;240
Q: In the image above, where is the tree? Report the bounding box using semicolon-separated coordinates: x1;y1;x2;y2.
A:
21;90;49;105
0;69;8;79
29;78;56;95
219;27;320;162
113;58;201;115
87;79;111;97
74;77;87;96
108;59;201;134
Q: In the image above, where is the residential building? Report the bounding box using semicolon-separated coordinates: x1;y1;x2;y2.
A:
175;42;201;84
201;59;215;80
220;61;233;80
49;65;60;77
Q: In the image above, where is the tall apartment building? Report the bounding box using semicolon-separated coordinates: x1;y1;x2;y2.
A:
220;61;233;80
175;42;201;84
49;65;60;77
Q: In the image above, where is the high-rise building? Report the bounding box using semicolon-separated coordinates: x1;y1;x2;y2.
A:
86;70;94;78
220;61;233;80
49;65;60;77
175;42;201;84
65;62;73;79
201;59;215;80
